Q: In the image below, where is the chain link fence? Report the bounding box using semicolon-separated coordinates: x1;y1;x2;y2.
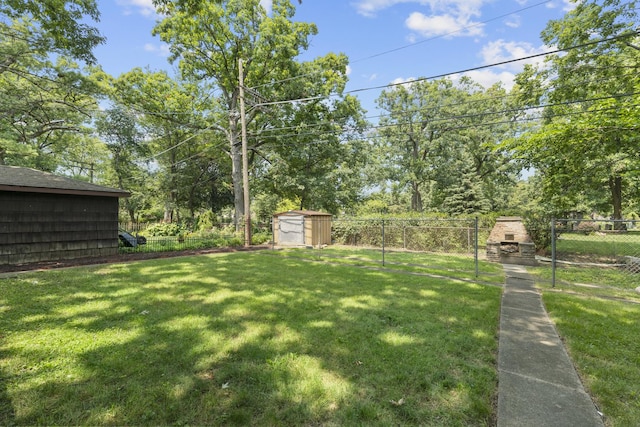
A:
327;217;493;276
550;219;640;289
117;222;271;253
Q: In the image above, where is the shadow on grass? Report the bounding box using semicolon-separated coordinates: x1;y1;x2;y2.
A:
0;367;15;426
0;252;500;426
543;293;640;425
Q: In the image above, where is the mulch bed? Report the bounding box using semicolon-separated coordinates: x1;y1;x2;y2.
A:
0;245;270;274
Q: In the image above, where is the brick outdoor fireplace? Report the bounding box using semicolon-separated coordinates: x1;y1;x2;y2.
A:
486;216;537;266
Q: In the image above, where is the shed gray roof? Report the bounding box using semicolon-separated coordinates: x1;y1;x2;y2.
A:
0;165;130;198
274;210;332;217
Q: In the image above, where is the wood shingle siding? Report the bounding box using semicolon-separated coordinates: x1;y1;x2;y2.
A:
0;166;128;265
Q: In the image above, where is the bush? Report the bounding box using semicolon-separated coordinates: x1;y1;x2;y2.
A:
196;211;216;231
522;214;555;253
144;222;183;237
574;221;600;234
252;231;271;245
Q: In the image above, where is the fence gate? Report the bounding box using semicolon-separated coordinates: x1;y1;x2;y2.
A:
278;215;305;245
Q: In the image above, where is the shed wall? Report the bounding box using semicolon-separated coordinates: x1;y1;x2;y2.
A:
273;213;332;247
0;192;120;265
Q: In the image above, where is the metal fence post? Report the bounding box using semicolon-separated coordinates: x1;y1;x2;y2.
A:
475;217;479;278
551;218;556;288
403;222;406;249
381;219;385;266
271;218;275;250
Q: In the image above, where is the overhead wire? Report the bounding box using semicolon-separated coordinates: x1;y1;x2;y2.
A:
350;0;555;63
253;100;640;145
248;69;637;136
243;88;640;143
5;8;636;164
250;0;555;90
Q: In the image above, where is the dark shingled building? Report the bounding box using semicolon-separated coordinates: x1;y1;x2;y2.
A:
0;165;129;265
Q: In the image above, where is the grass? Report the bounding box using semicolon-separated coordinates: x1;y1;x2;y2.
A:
541;293;640;426
528;261;640;426
527;263;639;301
0;251;501;426
536;231;640;292
556;232;640;259
270;246;505;286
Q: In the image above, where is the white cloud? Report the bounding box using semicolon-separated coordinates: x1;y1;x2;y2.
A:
406;11;484;37
456;38;553;90
354;0;489;37
260;0;272;15
479;39;551;71
117;0;158;17
353;0;417;18
455;69;516;90
545;0;576;11
144;43;171;57
389;76;417;88
504;15;521;29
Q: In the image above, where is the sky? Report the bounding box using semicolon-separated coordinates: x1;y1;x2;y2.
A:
92;0;574;115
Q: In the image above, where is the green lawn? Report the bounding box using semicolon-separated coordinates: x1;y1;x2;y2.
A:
536;231;640;291
529;261;640;426
0;251;501;426
270;246;505;286
542;293;640;426
529;263;639;299
556;232;640;259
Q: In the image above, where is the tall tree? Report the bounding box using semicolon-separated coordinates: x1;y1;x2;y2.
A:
152;0;321;228
113;68;230;222
374;77;518;212
0;17;108;169
509;0;640;223
0;0;103;63
251;54;368;213
96;106;151;222
442;153;490;215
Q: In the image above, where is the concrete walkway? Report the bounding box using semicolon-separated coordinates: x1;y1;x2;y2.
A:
497;264;604;427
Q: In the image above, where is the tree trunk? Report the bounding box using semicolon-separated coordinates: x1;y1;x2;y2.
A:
229;113;244;231
609;175;623;228
411;181;422;211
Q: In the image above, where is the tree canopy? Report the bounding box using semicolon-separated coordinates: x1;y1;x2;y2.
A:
1;0;637;227
507;0;639;221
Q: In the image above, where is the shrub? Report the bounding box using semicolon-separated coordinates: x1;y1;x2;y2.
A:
196;211;216;231
228;236;244;247
522;214;558;253
252;231;271;245
574;221;600;234
144;222;183;237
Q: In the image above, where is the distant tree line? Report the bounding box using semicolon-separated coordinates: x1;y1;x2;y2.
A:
1;0;638;230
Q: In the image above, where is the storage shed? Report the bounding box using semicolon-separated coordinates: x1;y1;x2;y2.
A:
0;165;129;265
273;210;332;247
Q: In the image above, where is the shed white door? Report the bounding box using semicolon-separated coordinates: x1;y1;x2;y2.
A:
278;215;304;245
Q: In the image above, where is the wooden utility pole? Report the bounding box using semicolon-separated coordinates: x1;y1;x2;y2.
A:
238;58;252;247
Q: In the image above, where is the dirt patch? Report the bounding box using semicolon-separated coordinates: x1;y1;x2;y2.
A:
0;245;270;274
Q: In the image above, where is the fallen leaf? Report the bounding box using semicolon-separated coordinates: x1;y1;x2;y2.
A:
390;397;405;406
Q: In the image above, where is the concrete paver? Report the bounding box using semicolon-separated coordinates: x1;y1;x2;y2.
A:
497;264;604;427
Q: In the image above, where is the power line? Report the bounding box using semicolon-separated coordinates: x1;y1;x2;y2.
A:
247;93;640;143
250;0;555;91
242;30;639;114
247;87;640;138
345;30;640;96
351;0;554;64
